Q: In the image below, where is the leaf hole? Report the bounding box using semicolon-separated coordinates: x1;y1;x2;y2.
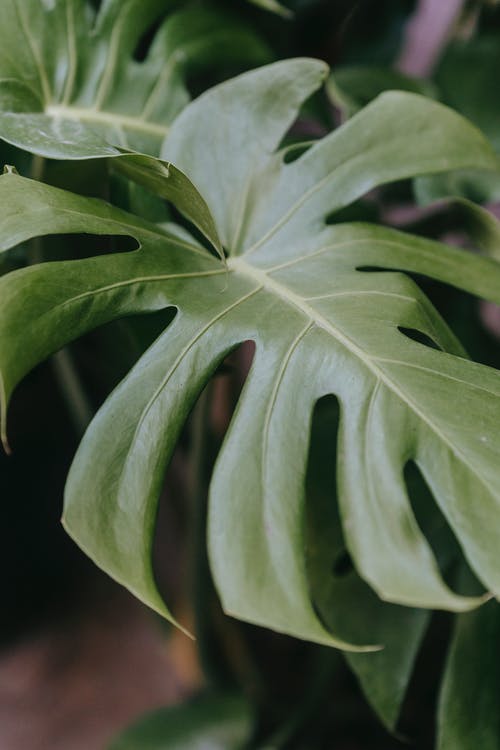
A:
304;395;348;590
282;142;314;164
331;550;353;578
397;327;442;351
325;200;379;226
27;233;139;263
404;460;484;596
133;19;161;63
356;265;401;273
149;339;258;649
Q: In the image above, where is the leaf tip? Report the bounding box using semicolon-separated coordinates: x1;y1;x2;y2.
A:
2;164;19;176
1;422;12;456
0;373;11;455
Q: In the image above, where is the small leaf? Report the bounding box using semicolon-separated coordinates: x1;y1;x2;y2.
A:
112;153;223;259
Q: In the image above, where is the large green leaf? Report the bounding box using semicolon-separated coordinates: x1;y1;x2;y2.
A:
1;61;500;649
0;0;269;158
438;600;500;750
109;693;253;750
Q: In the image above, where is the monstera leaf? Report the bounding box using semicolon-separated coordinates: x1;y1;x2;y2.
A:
0;0;269;158
1;61;500;652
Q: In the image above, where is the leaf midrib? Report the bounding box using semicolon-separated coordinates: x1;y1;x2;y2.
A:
45;104;169;138
229;256;496;497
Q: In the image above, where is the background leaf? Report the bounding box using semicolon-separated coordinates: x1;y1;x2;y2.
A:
109;693;253;750
0;0;270;158
327;66;436;118
438;600;500;750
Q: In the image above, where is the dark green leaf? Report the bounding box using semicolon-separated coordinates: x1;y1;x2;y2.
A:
415;34;500;204
109;693;253;750
438;601;500;750
327;66;436;118
247;0;292;17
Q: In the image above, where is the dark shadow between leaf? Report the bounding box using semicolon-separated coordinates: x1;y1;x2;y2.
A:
151;340;257;645
132;19;160;62
332;550;354;578
397;327;442;351
404;460;485;597
23;233;139;264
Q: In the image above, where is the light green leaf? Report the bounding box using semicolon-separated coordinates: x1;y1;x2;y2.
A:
109;693;253;750
111;153;223;258
1;61;500;648
327;66;436;118
0;0;270;158
438;600;500;750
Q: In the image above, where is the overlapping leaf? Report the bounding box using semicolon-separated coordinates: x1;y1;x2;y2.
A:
0;0;269;158
438;600;500;750
2;61;500;654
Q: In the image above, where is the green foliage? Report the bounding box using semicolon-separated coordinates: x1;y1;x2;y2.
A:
1;3;500;747
0;0;269;157
1;59;500;647
438;600;500;750
328;66;436;118
109;693;253;750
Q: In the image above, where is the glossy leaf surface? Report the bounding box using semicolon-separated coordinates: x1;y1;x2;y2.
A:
0;0;269;158
1;61;500;650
